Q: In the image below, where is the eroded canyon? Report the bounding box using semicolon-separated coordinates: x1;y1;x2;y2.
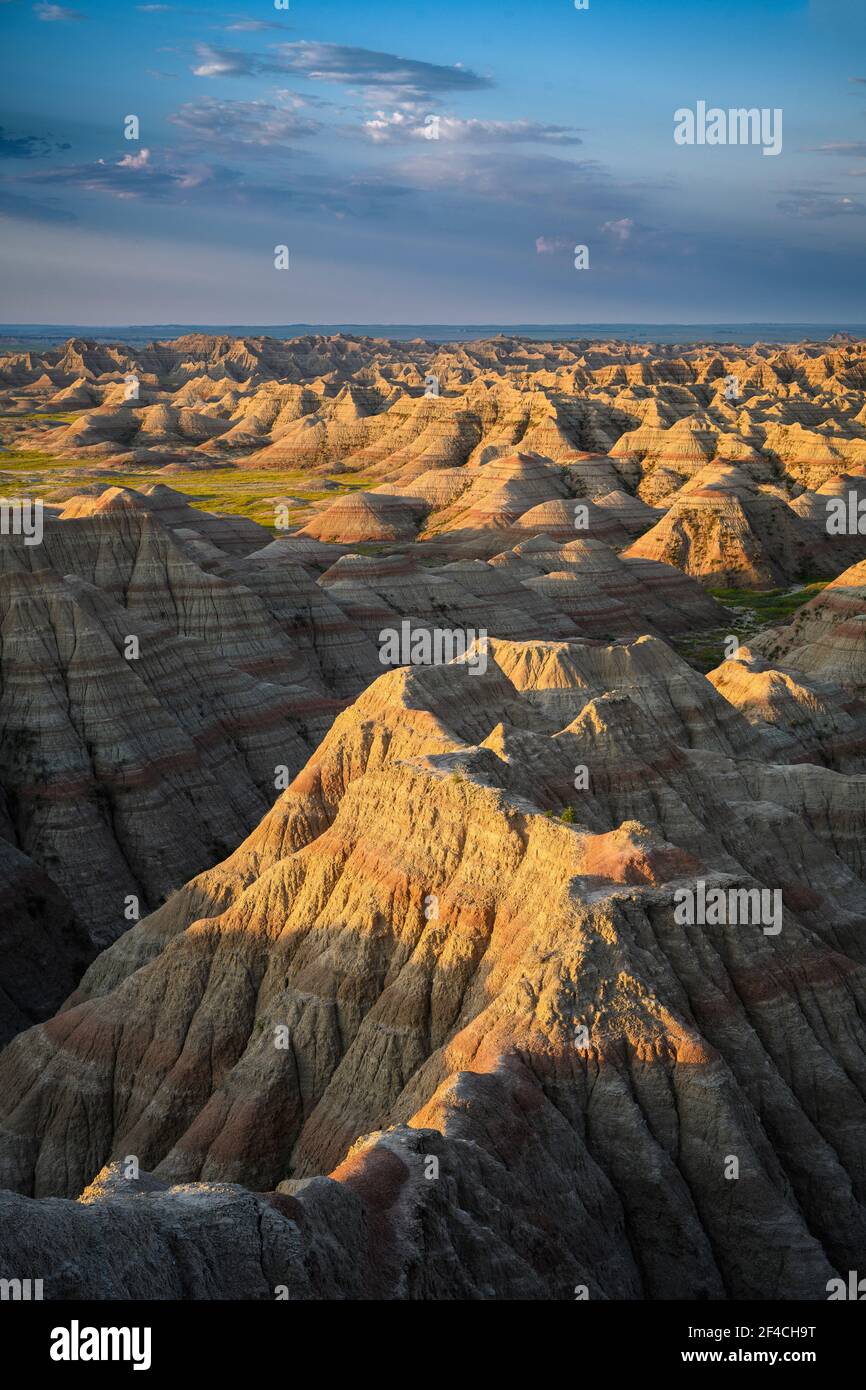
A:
1;334;866;1300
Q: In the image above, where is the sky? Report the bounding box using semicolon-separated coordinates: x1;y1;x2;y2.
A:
1;0;865;324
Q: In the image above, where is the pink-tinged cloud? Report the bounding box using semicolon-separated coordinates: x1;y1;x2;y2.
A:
535;236;570;254
602;217;635;244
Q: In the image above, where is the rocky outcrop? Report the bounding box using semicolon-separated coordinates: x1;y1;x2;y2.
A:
750;558;866;689
59;483;271;555
623;465;860;588
316;536;724;649
0;554;321;947
298;491;425;543
0;492;724;971
2;643;865;1299
707;655;866;772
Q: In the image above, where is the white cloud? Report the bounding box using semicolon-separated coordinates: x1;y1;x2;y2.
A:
118;148;151;170
602;216;635;243
535;236;570;254
359;113;582;146
169;97;320;146
33;2;85;20
190;40;492;107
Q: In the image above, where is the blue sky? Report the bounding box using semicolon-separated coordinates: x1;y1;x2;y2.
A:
1;0;865;323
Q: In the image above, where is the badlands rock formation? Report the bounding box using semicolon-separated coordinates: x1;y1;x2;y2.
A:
749;556;866;689
2;637;866;1298
4;334;866;488
1;334;866;1301
623;464;864;588
705;556;866;771
6;333;866;571
0;513;349;950
0;480;723;972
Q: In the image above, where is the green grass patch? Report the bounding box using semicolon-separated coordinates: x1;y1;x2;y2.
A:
673;582;829;673
0;447;377;529
0;411;86;423
345;542;398;556
0;450;98;496
672;631;733;674
709;581;829;626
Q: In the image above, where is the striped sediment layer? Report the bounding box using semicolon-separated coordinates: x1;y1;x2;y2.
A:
1;641;866;1297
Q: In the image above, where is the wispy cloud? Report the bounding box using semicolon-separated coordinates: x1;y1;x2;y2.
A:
168;97;320;147
392;148;610;205
223;18;292;33
33;2;85;20
11;147;233;200
808;141;866;156
777;188;866;217
7;143;414;221
191;45;266;78
191;40;492;107
0;126;70;158
275;42;493;102
359;113;582;145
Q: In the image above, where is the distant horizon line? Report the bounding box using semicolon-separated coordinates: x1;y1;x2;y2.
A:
3;321;865;330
